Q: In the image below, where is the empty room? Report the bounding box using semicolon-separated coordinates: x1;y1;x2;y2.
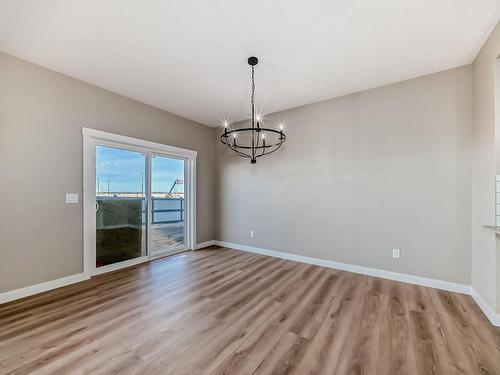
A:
1;1;500;374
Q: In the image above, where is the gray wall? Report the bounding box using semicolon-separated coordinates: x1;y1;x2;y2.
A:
0;50;480;293
0;52;216;292
472;20;500;312
217;66;473;285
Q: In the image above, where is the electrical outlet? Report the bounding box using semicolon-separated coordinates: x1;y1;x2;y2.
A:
250;230;254;238
392;249;400;259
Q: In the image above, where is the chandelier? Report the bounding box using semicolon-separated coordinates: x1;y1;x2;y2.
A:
220;56;286;164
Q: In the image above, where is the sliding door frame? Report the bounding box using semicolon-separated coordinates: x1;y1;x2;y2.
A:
149;152;188;259
82;127;197;276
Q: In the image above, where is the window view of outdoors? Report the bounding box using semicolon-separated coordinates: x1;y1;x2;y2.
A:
95;146;185;267
151;155;185;254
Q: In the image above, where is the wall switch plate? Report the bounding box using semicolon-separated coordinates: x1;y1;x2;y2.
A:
250;230;254;238
392;249;400;259
66;193;79;204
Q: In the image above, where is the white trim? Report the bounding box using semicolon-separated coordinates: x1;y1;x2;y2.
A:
194;240;216;250
82;127;197;276
146;150;153;260
0;273;90;304
0;244;195;304
215;241;470;294
2;238;498;328
82;128;197;158
470;288;500;327
216;241;500;326
91;256;149;276
83;133;94;276
188;158;197;249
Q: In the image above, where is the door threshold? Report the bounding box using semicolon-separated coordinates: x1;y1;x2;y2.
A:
150;247;188;260
92;248;189;277
92;256;149;276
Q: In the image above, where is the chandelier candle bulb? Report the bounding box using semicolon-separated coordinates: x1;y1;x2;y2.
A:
220;56;286;164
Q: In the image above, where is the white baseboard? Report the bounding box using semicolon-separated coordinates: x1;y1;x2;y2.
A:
2;240;498;328
0;272;90;304
0;240;218;304
470;288;500;327
216;241;469;294
194;240;216;250
215;240;500;327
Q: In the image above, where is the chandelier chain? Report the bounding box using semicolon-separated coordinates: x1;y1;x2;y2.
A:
251;66;255;159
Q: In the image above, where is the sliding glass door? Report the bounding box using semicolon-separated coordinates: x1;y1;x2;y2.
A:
91;140;190;273
150;155;186;255
95;146;147;268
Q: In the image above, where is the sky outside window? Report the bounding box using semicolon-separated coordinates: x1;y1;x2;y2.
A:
96;146;184;194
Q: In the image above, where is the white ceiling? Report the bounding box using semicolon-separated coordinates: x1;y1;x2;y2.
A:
1;1;499;127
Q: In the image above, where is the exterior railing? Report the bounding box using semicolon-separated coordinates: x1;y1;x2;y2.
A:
96;196;184;225
151;198;184;224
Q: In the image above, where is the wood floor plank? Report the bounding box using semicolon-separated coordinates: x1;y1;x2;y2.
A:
210;266;328;375
1;247;499;375
376;281;417;375
334;275;383;374
289;273;368;374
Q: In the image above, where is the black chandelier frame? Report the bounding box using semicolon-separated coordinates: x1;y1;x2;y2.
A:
220;56;286;164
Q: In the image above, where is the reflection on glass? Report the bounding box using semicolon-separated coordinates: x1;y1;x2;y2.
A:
95;146;146;267
150;155;185;255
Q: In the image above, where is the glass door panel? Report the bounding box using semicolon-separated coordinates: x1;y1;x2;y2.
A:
150;155;185;255
95;146;147;268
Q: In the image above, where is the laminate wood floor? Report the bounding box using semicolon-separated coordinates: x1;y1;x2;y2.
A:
1;246;499;374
